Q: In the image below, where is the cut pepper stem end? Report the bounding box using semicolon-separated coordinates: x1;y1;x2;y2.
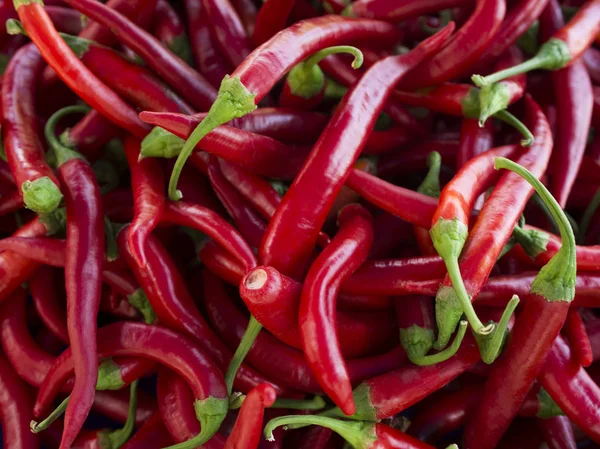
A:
224;316;263;395
477;295;520;364
22;177;63;214
30;396;70;433
169;75;257;201
410;321;468;366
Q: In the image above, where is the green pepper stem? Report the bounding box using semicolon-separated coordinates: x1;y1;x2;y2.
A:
324;78;348;99
417;151;441;198
410;321;467;366
45;105;90;166
271;396;327;411
495;158;576;302
127;289;156;324
105;380;138;449
30;396;69;433
494;110;534;147
264;415;372;448
477;295;520;364
104;217;119;262
303;46;363;70
578;186;600;244
225;316;263;395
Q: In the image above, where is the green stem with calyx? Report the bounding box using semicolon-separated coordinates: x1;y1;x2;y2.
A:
163;397;228;449
264;415;375;448
101;380;138;449
512;225;549;259
324;78;348;99
271;395;327;410
494;110;534;147
21;177;63;214
127;289;156;324
475;295;520;364
405;321;468;366
495;158;576;303
169;75;257;201
140;127;185;159
45;105;90;167
417;151;441;198
472;38;571;88
577;186;600;244
224;316;263;395
287;46;363;99
30;396;69;433
477;82;511;127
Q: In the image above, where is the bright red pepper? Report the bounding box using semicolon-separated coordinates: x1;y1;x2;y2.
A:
563;308;593;367
252;0;295;46
30;266;69;343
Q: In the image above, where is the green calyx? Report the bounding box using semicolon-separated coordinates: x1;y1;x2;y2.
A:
60;33;92;58
430;218;468;263
512;226;549;259
224;316;263;395
417;151;441;198
6;18;25;36
265;415;377;449
22;177;63;214
477;82;511;127
127;289;156;324
98;380;139;449
433;285;474;350
536;387;564;418
140;127;185;159
287;46;363;99
169;75;257;201
168;34;193;66
403;321;468;366
324;77;348;99
97;359;126;390
271;395;327;411
39;207;67;236
104;217;119;262
474;295;520;364
495;158;576;302
13;0;43;8
399;325;435;362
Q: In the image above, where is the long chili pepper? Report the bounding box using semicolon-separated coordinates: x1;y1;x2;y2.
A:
116;228;279;395
2;43;62;213
224;384;277;449
184;0;231;89
240;265;397;357
30;266;69;343
13;0;149;139
153;0;193;65
538;336;600;443
456;119;494;170
252;0;295;46
121;412;173;449
343;0;470;21
43;105;105;449
261;25;454;279
164;14;403;200
0;352;40;449
92;389;155;426
63;111;121;161
378;139;459;179
124;135;165;268
199;240;247;285
61;0;217;112
463;157;576;449
563;308;593;367
44;5;85;34
536;416;577;449
473;0;600;101
432;96;551;355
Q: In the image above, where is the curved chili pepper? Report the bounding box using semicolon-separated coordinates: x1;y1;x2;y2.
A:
261;25;454;279
45;5;84;34
62;0;217;111
563;308;593;367
539;336;600;443
224;384;277;449
153;0;192;65
378;139;459;179
536;416;577;449
92;388;155;426
432;96;551;356
343;0;470;21
2;43;62;213
252;0;295;46
122;412;173;449
184;0;231;89
0;236;66;266
31;266;69;343
0;352;40;449
124;135;166;267
63;111;121;161
463;156;576;449
164;14;403;199
199;239;247;285
14;0;149;138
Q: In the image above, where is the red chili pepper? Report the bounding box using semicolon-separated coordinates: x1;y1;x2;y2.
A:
224;384;277;449
121;412;173;449
456;119;494;170
45;5;84;34
0;236;66;266
240;266;397;357
260;25;454;279
563;309;593;367
30;266;69;343
62;111;121;161
164;14;402;199
344;0;471;21
0;189;24;217
184;0;231;89
252;0;295;46
0;351;40;449
463;156;576;449
62;0;217;111
152;0;193;65
584;47;600;83
92;388;155;426
538;336;600;443
199;239;247;285
536;416;577;449
378;139;459;179
2;43;62;213
14;0;149;138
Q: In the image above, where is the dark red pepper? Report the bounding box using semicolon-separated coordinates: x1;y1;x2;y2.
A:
153;0;193;65
121;412;173;449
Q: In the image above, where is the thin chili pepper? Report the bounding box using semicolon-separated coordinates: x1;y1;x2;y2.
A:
431;96;551;355
184;0;231;89
2;43;62;213
124;135;166;268
0;189;24;216
343;0;471;21
153;0;192;65
62;111;121;161
253;0;296;46
457;119;494;170
122;412;173;449
100;287;139;320
0;351;39;449
536;416;577;449
563;308;593;367
165;14;403;199
140;112;309;180
463;156;576;449
473;0;600;98
116;227;279;395
0;236;66;266
72;380;139;449
240;265;397;357
62;0;217;111
225;384;277;449
199;239;247;285
31;266;69;343
14;1;149;138
260;25;454;279
538;336;600;443
92;388;155;426
45;5;85;34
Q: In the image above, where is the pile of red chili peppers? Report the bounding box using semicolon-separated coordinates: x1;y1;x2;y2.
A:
1;0;600;448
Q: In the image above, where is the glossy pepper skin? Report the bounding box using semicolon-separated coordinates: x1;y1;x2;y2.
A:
260;24;454;279
252;0;295;46
30;266;69;343
121;412;173;449
13;0;149;138
563;309;593;367
343;0;471;21
299;205;374;415
2;43;62;214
